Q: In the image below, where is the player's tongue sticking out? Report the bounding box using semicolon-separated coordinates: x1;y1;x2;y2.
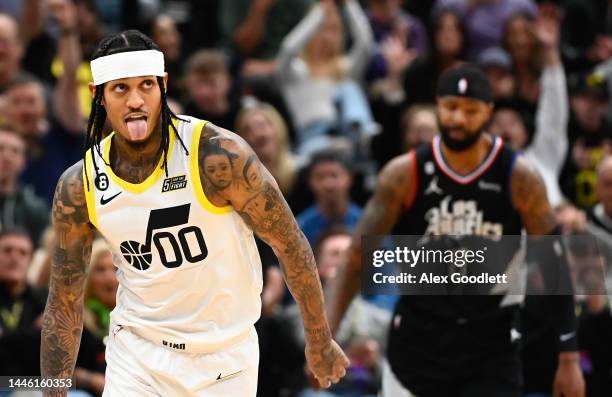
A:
126;118;148;140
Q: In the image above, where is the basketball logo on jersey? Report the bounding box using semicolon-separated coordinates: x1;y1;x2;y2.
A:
120;203;208;270
424;195;503;239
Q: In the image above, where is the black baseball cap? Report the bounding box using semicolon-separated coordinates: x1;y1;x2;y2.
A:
437;63;492;103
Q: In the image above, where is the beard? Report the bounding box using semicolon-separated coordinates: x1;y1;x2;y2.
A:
438;118;489;152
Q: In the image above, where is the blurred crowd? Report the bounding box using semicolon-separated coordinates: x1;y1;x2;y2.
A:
0;0;611;396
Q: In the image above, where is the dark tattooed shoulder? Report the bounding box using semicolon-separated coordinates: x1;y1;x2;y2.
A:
53;161;90;229
510;155;556;235
198;122;265;204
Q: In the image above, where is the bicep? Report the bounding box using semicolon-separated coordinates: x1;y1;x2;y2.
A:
50;163;94;290
200;124;303;251
510;156;556;235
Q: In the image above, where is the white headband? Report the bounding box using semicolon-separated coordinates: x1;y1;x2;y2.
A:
90;50;165;85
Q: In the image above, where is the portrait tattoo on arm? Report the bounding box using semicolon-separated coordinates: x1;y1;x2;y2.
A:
41;161;94;397
198;122;333;342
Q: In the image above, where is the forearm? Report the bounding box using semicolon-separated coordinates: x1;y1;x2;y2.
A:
326;246;361;336
529;63;567;173
41;283;84;396
233;4;269;54
275;231;331;343
23;0;44;44
54;32;84;133
344;0;374;78
277;5;324;72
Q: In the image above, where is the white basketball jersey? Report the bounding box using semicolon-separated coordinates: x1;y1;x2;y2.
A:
82;116;263;353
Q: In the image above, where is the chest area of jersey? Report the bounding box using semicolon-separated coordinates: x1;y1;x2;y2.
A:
412;162;516;238
93;167;215;268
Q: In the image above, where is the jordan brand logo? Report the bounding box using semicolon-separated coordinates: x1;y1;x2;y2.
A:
425;176;443;195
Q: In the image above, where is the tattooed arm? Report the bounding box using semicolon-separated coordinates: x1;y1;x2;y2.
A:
41;161;94;397
511;156;585;397
198;123;349;387
326;153;413;335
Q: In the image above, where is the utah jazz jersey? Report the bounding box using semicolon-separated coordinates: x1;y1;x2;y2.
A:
82;116;263;353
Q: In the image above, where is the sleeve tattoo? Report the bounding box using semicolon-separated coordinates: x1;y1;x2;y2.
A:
41;161;93;397
198;123;331;342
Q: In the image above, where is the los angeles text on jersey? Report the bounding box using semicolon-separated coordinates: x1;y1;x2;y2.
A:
372;272;508;284
424;196;503;239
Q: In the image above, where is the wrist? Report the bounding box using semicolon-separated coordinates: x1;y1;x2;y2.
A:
305;324;332;346
558;351;579;365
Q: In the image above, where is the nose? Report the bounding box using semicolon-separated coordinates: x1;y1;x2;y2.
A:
449;109;467;126
126;89;145;109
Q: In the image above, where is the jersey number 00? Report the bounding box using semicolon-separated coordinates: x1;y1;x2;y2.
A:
119;204;208;270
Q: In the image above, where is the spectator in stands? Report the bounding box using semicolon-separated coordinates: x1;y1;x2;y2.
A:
400;104;437;151
73;0;105;60
366;0;428;82
560;0;612;74
0;13;22;94
401;9;467;106
502;11;542;104
5;73;83;204
297;149;361;246
477;46;515;100
150;14;183;99
183;49;241;130
0;228;45;376
491;5;568;208
433;0;537;60
0;126;48;247
220;0;313;78
560;72;611;209
276;0;376;156
235;100;299;197
74;239;117;396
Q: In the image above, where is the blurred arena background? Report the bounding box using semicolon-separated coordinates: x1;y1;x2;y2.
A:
0;0;611;396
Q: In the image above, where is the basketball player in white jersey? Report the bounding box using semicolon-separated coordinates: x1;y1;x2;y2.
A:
41;30;349;396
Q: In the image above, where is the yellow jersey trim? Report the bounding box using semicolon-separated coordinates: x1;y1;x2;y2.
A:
102;122;176;194
190;120;232;214
82;151;99;229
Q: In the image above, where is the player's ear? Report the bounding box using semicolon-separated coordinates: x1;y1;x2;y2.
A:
163;73;168;93
89;82;96;98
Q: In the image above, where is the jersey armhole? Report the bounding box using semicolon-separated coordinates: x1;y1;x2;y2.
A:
82;151;99;229
190;120;233;214
404;150;419;210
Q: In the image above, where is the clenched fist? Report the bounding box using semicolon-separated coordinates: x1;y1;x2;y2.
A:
305;339;350;388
